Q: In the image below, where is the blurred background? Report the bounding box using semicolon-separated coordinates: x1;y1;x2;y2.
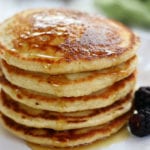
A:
0;0;149;84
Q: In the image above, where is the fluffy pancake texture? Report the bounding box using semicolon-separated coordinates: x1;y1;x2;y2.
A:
0;112;130;147
1;72;136;112
1;56;137;97
0;9;139;74
0;90;133;130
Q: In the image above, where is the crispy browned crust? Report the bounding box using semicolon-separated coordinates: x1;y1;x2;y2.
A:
0;9;138;62
1;56;137;97
1;72;136;112
0;90;132;123
1;56;136;85
1;72;135;102
0;112;130;144
0;8;139;74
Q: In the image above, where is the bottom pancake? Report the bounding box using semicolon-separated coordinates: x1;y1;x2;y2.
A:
0;112;130;148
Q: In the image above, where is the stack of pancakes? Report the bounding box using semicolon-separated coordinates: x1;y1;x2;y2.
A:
0;9;139;147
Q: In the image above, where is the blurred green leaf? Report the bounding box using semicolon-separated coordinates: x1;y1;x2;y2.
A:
94;0;150;28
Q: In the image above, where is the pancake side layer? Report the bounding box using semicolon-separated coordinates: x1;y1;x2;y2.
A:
1;56;137;97
0;91;133;130
0;112;130;147
1;72;136;112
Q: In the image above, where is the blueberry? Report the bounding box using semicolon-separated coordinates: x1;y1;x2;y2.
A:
129;87;150;137
129;113;148;137
134;87;150;111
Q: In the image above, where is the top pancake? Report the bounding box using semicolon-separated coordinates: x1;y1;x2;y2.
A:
0;8;139;74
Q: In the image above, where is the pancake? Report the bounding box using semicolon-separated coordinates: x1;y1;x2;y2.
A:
1;72;136;112
0;66;2;77
1;56;137;97
0;90;132;130
0;9;139;74
0;112;130;147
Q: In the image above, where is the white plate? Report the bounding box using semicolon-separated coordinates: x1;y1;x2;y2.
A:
0;37;150;150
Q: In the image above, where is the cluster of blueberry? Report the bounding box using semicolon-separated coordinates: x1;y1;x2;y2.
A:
129;87;150;137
